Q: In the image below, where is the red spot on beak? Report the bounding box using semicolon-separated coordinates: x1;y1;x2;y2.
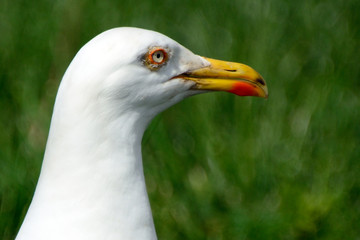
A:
227;82;260;97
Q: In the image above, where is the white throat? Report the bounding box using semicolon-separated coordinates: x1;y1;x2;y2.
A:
16;70;158;240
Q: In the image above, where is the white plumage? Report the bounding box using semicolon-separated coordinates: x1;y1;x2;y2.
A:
16;27;267;240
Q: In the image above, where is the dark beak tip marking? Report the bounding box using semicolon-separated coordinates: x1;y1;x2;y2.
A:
256;78;265;86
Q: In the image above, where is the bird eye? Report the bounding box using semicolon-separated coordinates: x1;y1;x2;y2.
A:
144;48;168;70
151;50;165;64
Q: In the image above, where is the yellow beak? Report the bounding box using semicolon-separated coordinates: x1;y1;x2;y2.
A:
178;57;268;98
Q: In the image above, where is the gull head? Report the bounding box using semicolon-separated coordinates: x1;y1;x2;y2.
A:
59;27;268;120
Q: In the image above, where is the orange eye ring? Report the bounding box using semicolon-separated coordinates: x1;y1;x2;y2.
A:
144;47;169;70
148;48;167;64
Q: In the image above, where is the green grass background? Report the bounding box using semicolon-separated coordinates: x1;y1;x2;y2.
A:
1;0;360;239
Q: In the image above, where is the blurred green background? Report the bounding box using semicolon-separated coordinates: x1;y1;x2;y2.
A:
1;0;360;239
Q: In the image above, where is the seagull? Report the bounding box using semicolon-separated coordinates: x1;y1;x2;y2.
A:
16;27;268;240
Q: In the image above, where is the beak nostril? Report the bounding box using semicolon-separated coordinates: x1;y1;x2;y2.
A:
256;78;265;86
225;69;236;72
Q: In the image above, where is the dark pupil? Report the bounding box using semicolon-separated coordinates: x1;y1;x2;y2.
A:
156;53;161;59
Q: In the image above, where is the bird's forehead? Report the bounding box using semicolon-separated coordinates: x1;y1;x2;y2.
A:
98;28;179;55
76;27;207;76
